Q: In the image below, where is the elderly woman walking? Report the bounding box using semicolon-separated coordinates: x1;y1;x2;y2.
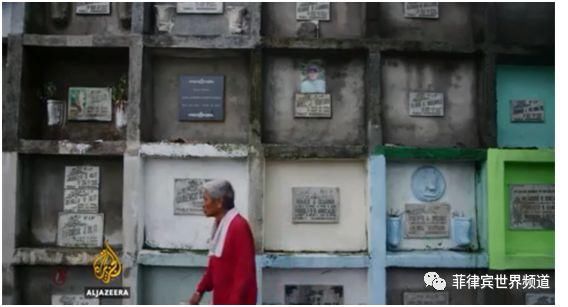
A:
189;179;257;305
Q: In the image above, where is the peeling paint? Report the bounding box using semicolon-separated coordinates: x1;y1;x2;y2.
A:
140;142;248;158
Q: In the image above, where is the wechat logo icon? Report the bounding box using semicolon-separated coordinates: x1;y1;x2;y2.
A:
424;272;446;291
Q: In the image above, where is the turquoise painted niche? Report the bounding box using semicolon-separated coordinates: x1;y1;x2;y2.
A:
496;65;555;148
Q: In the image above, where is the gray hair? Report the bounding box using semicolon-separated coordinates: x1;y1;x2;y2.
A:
202;179;235;210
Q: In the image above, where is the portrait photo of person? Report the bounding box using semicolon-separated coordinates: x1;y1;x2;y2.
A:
299;61;326;94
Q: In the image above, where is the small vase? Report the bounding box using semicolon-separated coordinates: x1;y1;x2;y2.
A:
114;100;128;129
154;4;176;34
117;3;132;29
387;216;402;249
50;2;71;26
452;217;472;247
46;99;65;127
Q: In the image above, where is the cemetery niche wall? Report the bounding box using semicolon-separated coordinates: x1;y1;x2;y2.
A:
264;160;367;252
25;3;132;35
386;162;479;251
1;2;555;305
487;149;554;270
263;50;365;146
262;3;365;39
381;54;479;148
141;49;250;144
20;47;129;141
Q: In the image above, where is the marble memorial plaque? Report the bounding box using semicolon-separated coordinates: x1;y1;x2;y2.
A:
67;87;112;122
409;91;444;117
525;293;555;305
403;291;449;305
76;2;110;15
176;2;223;14
174;178;211;215
404;3;439;19
509;184;555;230
510;100;545;123
52;294;99;305
179;75;225;121
285;285;343;305
296;2;331;21
405;203;450;238
294;93;332;118
292;187;339;223
63;166;100;213
57;213;104;248
64;189;99;213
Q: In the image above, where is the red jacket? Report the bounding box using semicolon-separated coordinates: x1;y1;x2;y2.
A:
196;214;257;305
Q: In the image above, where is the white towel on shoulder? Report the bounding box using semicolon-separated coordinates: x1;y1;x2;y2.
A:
208;208;239;257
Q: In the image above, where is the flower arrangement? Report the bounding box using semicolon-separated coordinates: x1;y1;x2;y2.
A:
112;74;128;106
38;81;58;102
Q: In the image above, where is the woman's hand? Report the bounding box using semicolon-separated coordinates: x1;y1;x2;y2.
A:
189;291;203;305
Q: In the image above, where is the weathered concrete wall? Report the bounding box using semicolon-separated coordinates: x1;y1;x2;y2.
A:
263;52;365;146
262;3;365;38
2;3;24;37
20;47;128;141
264;160;367;252
15;265;123;304
387;162;478;250
2;153;18;305
149;2;256;36
18;155;123;247
495;3;554;47
2;3;12;37
146;49;250;143
140;266;210;304
25;3;131;35
367;3;473;44
262;268;368;304
381;55;479;147
143;157;249;249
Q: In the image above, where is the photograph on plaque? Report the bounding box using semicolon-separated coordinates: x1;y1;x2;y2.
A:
179;75;225;121
404;2;439;19
292;187;339;224
285;285;343;305
411;166;446;202
510;99;545;123
51;294;100;305
298;60;326;94
525;293;555;305
56;213;104;248
174;178;212;215
409;91;445;117
405;203;451;239
75;2;111;15
63;166;100;213
403;291;449;305
67;87;113;122
509;184;554;230
176;2;223;14
294;60;332;118
296;2;331;21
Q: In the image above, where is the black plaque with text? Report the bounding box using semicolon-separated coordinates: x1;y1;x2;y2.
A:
179;75;225;121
